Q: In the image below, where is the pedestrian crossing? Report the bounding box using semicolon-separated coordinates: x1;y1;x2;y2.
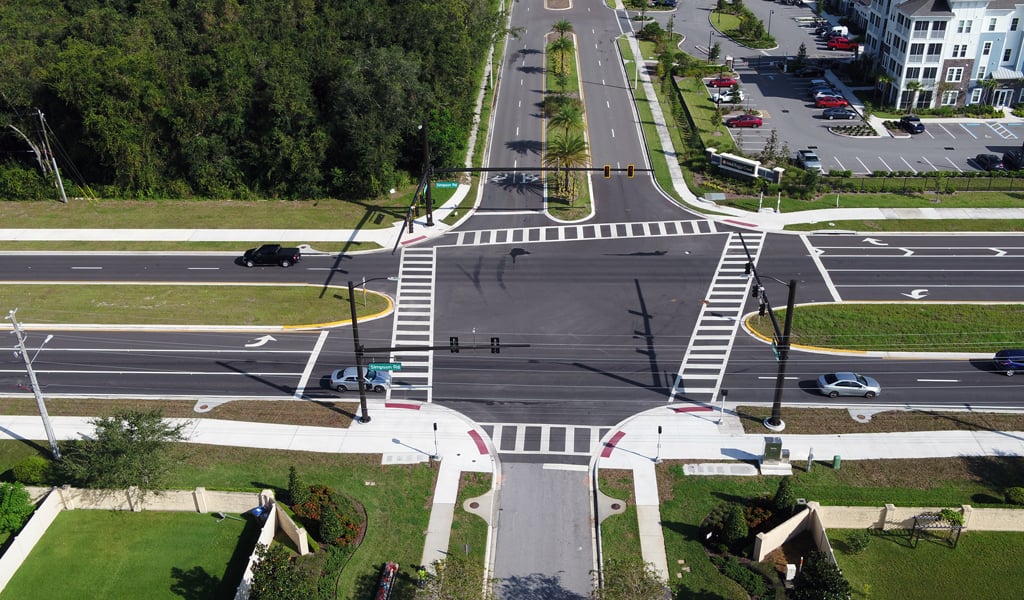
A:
448;219;717;247
669;231;766;407
386;246;437;403
481;422;612;457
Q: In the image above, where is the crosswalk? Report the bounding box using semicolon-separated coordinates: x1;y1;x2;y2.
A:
669;231;765;408
387;247;437;402
480;423;612;457
448;219;717;247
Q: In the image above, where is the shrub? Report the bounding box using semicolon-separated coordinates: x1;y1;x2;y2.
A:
1005;487;1024;505
792;551;851;600
287;466;309;506
709;555;769;597
846;529;871;554
722;503;749;547
939;508;964;526
773;477;796;513
0;482;35;533
12;455;50;485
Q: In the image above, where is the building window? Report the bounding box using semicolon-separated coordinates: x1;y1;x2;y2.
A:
932;22;946;33
971;88;983;104
953;45;967;58
914;21;928;32
946;67;963;82
906;67;921;79
910;43;924;56
983;42;992;56
927;43;942;57
1004;49;1012;62
1013;18;1019;31
989;18;997;32
923;67;937;80
978;66;987;79
941;90;959;106
957;20;973;34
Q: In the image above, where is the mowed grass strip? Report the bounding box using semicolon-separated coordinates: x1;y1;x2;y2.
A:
0;398;359;428
831;529;1024;600
747;304;1024;352
597;469;643;563
2;284;389;326
735;407;1024;435
0;510;257;600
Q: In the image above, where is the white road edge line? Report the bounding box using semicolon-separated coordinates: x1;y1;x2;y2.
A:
803;234;842;302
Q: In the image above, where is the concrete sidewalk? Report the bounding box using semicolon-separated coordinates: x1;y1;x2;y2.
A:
0;402;497;577
596;406;1024;581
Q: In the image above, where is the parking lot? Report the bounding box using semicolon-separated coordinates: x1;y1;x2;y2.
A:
703;8;1024;175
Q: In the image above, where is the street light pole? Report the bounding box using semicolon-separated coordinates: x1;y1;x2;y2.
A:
7;309;60;459
422;121;434;227
768;10;774;38
707;30;713;64
348;281;371;424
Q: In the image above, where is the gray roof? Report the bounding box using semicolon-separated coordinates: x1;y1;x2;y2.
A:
897;0;954;17
985;0;1019;9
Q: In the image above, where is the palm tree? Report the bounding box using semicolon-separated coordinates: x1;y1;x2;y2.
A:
904;80;924;113
875;73;892;106
549;36;573;79
552;19;573;40
549;103;582;135
544;133;589;202
979;76;999;106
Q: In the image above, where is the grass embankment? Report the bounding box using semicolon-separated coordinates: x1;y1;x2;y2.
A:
0;284;389;326
0;441;444;599
0;510;257;600
655;456;1024;597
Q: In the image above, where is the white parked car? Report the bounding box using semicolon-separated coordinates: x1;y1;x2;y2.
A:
712;89;745;103
330;367;392;393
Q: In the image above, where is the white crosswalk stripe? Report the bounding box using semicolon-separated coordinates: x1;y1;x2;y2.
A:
449;219;717;246
388;247;437;403
481;423;612;456
670;231;765;407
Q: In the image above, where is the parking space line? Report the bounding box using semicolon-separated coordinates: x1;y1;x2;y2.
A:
944;157;963;172
959;123;979;139
878;157;893;172
834;157;846;171
900;157;917;173
921;157;938;171
855;157;870;174
937;123;957;139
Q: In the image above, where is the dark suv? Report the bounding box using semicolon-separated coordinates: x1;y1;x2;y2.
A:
1003;150;1024;171
994;349;1024;376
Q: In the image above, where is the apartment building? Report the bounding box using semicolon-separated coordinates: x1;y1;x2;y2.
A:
855;0;1024;110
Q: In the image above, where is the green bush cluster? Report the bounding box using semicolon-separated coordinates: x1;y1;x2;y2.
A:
12;455;51;486
846;529;872;554
709;555;770;597
1005;487;1024;505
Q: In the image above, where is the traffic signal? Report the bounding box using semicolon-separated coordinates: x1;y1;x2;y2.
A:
751;284;762;299
449;336;459;353
758;302;767;317
490;337;500;354
627;164;635;178
603;164;611;178
744;262;752;275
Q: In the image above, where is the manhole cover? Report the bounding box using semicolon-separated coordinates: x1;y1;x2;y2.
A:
198;404;208;410
469;501;479;509
611;503;622;510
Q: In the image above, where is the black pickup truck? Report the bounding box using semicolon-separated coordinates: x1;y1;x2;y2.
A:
241;244;302;268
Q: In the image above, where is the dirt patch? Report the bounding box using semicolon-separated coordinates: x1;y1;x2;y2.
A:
766;530;819;571
547;0;571;8
736;406;1024;435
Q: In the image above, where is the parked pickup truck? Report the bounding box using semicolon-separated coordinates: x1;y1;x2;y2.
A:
241;244;302;267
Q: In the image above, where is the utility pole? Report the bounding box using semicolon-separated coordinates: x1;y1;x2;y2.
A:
7;309;61;459
347;281;372;424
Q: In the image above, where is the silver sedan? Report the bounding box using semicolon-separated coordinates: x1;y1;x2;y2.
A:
816;372;881;399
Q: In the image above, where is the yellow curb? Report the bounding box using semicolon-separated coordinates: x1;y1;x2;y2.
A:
286;290;395;330
742;314;868;355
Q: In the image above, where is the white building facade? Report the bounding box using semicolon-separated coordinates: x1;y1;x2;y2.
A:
859;0;1024;109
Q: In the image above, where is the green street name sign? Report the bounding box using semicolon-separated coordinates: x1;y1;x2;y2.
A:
434;181;458;188
368;362;402;371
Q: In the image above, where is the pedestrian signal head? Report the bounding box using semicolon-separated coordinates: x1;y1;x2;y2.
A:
627;164;635;178
603;164;611;178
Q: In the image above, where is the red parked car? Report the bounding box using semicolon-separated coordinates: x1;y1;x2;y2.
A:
827;37;858;51
815;96;849;108
725;114;763;128
708;76;738;88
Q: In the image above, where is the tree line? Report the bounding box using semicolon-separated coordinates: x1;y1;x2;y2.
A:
0;0;504;200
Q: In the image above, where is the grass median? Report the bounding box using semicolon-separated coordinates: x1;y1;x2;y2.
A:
1;283;389;327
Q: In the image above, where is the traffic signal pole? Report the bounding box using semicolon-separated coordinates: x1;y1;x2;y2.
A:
348;281;371;424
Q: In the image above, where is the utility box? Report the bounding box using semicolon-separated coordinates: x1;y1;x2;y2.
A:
833;455;842;470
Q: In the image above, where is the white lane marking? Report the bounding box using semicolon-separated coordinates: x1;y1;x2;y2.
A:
921;157;938;171
900;157;917;173
855;157;870;174
71;266;103;270
803;235;841;302
543;463;588;471
959;123;978;139
878;157;893;172
944;157;963;172
917;379;959;383
294;329;330;398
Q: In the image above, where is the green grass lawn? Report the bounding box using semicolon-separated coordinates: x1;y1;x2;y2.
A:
0;441;440;599
746;303;1024;352
656;456;1024;597
1;283;389;326
0;510;258;600
831;529;1024;600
